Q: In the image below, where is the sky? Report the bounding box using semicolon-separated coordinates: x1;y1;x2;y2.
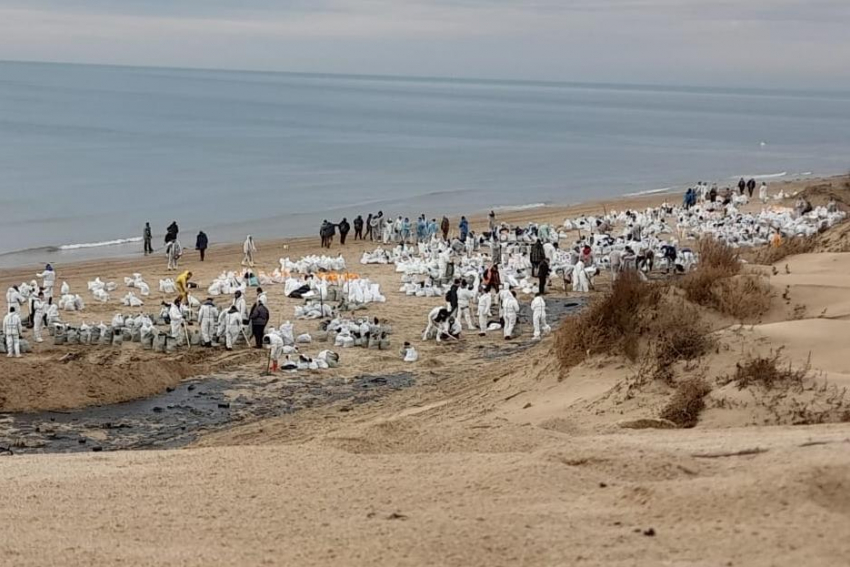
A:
1;0;849;89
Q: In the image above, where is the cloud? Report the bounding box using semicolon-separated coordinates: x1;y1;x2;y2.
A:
0;0;848;88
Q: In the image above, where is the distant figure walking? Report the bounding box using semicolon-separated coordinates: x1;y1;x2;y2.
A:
365;213;373;241
195;231;208;261
441;216;450;241
339;218;351;245
242;235;257;267
737;177;746;195
143;222;153;255
165;239;182;270
353;215;364;240
747;178;756;197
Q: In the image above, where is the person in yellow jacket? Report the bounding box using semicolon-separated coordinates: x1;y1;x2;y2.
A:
175;271;193;302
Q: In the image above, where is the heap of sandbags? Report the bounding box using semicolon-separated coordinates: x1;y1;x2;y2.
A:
124;273;150;296
58;294;85;311
342;278;385;305
279;255;346;275
122;292;144;307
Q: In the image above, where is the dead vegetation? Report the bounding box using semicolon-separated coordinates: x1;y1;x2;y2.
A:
659;377;712;428
676;239;772;321
751;235;817;265
555;272;712;370
720;350;807;391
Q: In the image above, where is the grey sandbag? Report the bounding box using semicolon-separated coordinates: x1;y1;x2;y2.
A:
153;333;167;353
141;331;155;350
121;327;132;342
112;332;124;347
66;328;80;345
79;329;91;345
99;328;113;346
165;336;177;353
379;338;391;350
19;339;31;354
53;324;67;346
131;328;142;343
324;350;340;368
190;330;201;346
90;327;101;343
0;334;5;354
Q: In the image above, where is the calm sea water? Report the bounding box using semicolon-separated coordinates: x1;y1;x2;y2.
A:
2;60;849;267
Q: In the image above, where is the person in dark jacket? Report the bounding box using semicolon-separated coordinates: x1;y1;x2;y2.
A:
338;218;351;245
353;216;364;240
537;257;550;295
530;239;545;277
248;300;270;349
165;221;179;244
445;279;460;316
365;213;373;241
195;231;209;261
143;223;153;255
737;177;746;195
747;178;756;197
483;263;501;292
440;216;450;241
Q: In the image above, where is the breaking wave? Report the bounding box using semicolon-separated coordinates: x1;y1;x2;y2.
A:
730;171;787;180
58;237;142;251
623;187;676;197
492;203;547;212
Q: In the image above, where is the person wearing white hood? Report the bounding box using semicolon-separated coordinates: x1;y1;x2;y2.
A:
502;290;520;340
573;260;591;293
6;286;24;315
477;287;493;336
232;290;247;324
45;297;60;330
197;298;218;347
32;291;46;343
457;281;477;331
169;297;185;340
531;293;551;340
166;239;182;271
242;235;257;267
36;264;56;299
759;182;768;204
264;332;284;372
4;307;23;358
224;305;243;350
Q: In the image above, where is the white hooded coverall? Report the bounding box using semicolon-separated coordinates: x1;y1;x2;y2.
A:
531;296;551;339
225;310;243;349
457;287;477;330
503;295;519;338
32;299;46;342
4;311;22;357
169;303;184;340
198;303;218;345
37;269;55;298
477;292;493;333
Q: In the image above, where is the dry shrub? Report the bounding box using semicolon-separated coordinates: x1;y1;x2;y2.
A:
696;238;740;275
556;273;712;370
659;377;712;428
678;270;772;321
751;235;816;265
555;272;662;367
721;350;807;391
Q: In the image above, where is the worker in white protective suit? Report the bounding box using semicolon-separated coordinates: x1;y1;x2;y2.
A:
46;297;60;329
264;333;284;372
572;260;590;293
216;308;228;344
531;293;551;340
197;298;218;347
457;281;477;331
232;290;247;324
477;288;493;336
224;305;243;350
422;306;452;342
502;290;520;340
759;182;768;204
36;264;56;299
3;307;23;358
32;291;46;343
242;235;257;267
6;286;24;315
498;285;513;320
169;298;185;340
166;240;182;271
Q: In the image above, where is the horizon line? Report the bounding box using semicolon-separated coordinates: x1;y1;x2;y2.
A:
3;58;850;100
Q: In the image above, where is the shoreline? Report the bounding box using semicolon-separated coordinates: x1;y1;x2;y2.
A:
0;173;835;274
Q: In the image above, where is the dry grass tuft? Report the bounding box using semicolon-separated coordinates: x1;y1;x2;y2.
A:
556;274;712;370
721;350;808;391
696;237;741;275
659;377;712;428
751;236;817;265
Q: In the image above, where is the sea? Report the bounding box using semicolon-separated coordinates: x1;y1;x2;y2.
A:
2;60;849;268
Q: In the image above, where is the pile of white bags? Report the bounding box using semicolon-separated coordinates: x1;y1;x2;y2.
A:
122;292;144;307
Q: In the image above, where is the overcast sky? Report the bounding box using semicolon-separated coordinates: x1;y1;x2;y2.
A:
2;0;849;89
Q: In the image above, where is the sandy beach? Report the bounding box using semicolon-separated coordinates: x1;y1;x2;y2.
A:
2;175;850;566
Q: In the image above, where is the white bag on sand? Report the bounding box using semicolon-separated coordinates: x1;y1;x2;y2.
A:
296;333;312;344
60;281;70;295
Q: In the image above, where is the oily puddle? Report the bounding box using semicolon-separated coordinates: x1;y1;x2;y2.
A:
0;371;414;454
